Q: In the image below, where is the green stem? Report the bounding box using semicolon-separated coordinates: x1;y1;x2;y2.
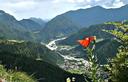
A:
86;45;99;82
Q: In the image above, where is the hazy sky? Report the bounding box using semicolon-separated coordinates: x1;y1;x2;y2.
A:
0;0;127;20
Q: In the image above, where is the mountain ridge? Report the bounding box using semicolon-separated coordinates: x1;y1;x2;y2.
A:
40;5;128;42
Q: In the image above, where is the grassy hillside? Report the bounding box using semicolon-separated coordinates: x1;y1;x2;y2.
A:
0;50;86;82
94;39;120;64
0;40;88;82
0;40;63;65
0;64;36;82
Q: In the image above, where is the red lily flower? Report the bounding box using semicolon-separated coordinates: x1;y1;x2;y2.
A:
78;36;96;47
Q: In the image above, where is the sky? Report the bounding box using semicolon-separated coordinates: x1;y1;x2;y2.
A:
0;0;127;20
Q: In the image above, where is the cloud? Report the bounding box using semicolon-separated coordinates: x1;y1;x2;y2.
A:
111;0;124;8
66;0;91;3
122;0;128;3
73;0;126;8
67;0;85;3
53;0;60;3
0;0;39;19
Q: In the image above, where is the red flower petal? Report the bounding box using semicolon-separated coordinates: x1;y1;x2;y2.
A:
78;36;96;47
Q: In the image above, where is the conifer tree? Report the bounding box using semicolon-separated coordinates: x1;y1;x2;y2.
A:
105;22;128;82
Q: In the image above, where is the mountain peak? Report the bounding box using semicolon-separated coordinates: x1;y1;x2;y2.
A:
20;19;33;22
120;4;128;8
0;10;16;21
0;10;5;14
29;17;46;26
91;6;104;9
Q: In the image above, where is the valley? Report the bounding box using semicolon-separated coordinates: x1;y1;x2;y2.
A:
43;37;90;73
0;4;128;82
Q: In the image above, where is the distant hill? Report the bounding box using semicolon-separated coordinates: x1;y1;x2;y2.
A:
19;19;44;32
0;10;48;42
0;10;36;41
0;10;32;40
40;15;81;42
62;5;128;27
40;5;128;42
30;17;46;27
